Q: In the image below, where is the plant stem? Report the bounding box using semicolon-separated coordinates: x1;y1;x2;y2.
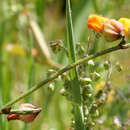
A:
0;43;129;113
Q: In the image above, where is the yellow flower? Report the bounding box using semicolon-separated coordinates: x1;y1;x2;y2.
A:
119;18;130;36
87;14;108;33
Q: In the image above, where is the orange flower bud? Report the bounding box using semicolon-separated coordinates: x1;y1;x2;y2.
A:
7;103;41;123
119;18;130;37
87;14;108;33
103;19;124;41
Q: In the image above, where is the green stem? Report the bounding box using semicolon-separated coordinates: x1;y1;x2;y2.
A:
0;43;129;113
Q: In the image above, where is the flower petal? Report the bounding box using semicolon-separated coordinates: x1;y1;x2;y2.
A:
87;14;108;33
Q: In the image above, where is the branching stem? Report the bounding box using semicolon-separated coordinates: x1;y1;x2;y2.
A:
0;42;129;113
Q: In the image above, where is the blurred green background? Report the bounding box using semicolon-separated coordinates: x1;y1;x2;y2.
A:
0;0;130;130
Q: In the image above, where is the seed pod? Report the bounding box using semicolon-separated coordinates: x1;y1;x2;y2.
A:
7;103;41;123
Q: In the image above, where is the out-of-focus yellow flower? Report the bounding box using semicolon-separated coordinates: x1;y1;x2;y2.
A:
87;14;108;33
106;90;115;103
119;18;130;36
96;81;105;91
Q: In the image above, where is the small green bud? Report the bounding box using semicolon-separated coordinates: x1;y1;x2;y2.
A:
104;61;110;70
93;72;101;81
71;120;75;128
80;77;92;84
50;40;63;52
88;60;95;66
116;63;123;72
48;69;56;74
60;88;66;96
91;121;95;126
48;84;55;93
84;117;87;121
95;110;99;117
85;84;93;92
85;107;89;116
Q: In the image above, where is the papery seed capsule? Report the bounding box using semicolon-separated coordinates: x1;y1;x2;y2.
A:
7;103;41;123
19;104;41;123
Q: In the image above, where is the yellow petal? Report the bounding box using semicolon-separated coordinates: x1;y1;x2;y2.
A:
119;18;130;36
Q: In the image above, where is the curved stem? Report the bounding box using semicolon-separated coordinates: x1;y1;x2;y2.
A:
0;43;129;113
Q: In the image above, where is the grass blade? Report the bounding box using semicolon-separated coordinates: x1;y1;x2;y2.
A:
66;0;85;130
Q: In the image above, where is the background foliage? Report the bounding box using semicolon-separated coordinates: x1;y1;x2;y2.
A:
0;0;130;130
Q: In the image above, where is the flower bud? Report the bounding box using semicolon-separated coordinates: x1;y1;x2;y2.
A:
103;19;124;41
87;14;108;33
7;103;41;123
